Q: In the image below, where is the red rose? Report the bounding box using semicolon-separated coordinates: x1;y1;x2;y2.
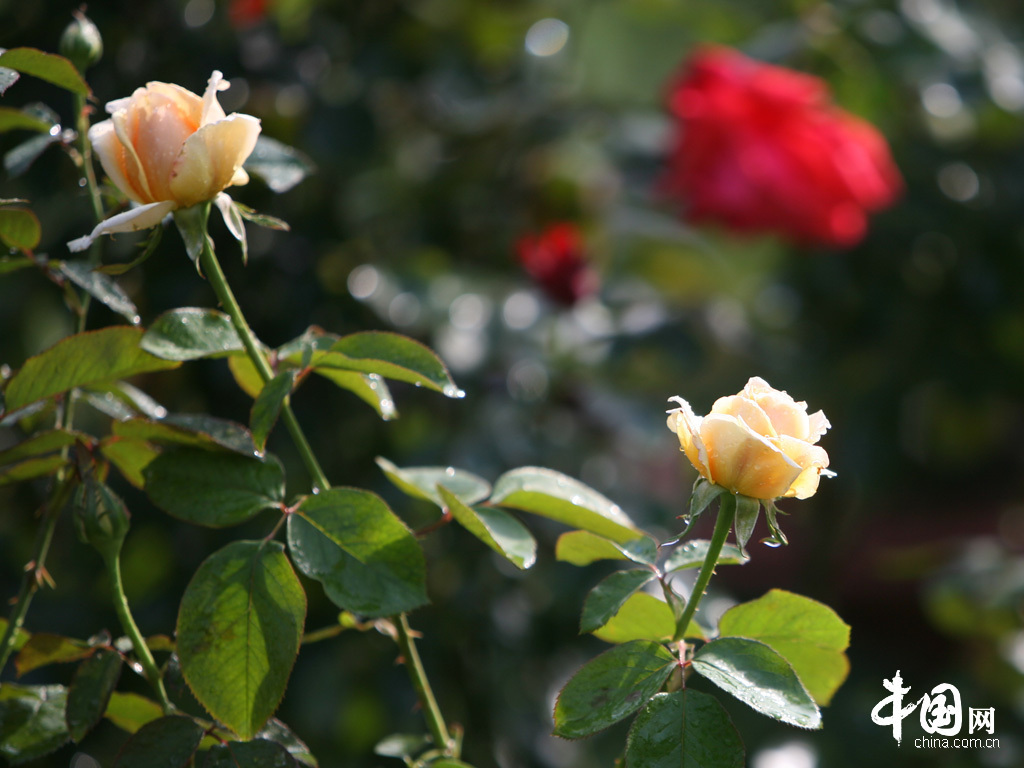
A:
661;46;902;248
516;223;597;306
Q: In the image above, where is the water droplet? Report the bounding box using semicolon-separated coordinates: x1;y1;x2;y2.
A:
445;467;456;477
442;384;466;399
678;514;692;528
253;449;264;459
78;177;87;187
153;406;168;419
130;314;142;325
50;124;61;137
763;539;782;548
311;485;322;495
413;381;422;388
570;495;583;506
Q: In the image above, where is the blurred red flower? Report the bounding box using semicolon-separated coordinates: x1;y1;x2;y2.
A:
516;223;597;306
229;0;268;28
662;46;902;248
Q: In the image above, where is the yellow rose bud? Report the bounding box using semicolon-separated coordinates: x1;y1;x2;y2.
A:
68;71;261;252
667;377;832;500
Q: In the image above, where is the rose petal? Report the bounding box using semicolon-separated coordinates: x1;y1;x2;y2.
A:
169;113;261;208
807;410;831;444
200;70;229;126
67;200;175;252
776;435;829;499
700;413;803;499
710;394;776;437
667;396;710;479
89;119;145;204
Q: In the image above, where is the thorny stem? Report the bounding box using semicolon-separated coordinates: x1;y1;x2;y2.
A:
199;226;454;754
106;552;173;713
672;494;734;643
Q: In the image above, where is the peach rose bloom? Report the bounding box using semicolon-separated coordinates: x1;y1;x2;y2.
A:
69;71;260;252
667;377;832;500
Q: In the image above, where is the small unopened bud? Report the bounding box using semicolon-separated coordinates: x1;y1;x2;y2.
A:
74;478;130;562
59;11;103;73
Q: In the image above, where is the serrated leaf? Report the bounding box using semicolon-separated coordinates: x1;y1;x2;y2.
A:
662;539;749;572
718;589;850;706
66;650;122;742
438;485;536;570
554;530;658;567
624;690;744;768
202;739;297;767
3;327;180;412
103;692;164;735
0;106;53;133
592;593;683;644
0;207;40;252
99;437;159;488
142;308;244;361
244;136;315;193
580;570;654;634
251;371;295;453
55;261;140;325
0;48;89;95
308;332;460;397
376;456;491;506
491;467;642;544
4;132;60;177
0;684;69;763
288;488;428;617
552;640;676;739
113;715;204;768
112;414;259;456
0;428;90;467
14;634;94;676
314;369;397;420
733;495;759;555
177;541;306;740
691;637;821;729
144;448;285;527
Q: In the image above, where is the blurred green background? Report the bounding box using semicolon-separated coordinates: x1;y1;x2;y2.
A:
2;0;1024;766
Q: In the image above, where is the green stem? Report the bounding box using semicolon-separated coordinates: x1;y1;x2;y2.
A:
394;613;453;755
106;552;172;713
197;234;330;491
0;477;74;675
672;494;734;642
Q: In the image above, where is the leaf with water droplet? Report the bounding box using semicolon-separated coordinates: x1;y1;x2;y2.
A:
625;691;745;768
554;530;658;566
67;650;122;742
438;485;536;570
579;569;654;634
375;456;491;507
54;261;140;325
141;308;244;361
663;539;749;572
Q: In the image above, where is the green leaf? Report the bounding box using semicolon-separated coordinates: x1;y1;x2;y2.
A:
55;261;140;325
0;106;53;133
554;530;658;567
66;649;123;742
733;495;760;555
691;638;821;729
244;135;315;193
579;570;654;634
688;478;725;521
0;618;30;653
0;454;66;486
112;715;204;768
202;739;297;767
437;485;536;570
553;640;676;739
256;719;318;767
234;201;291;231
177;541;306;740
0;256;34;275
99;437;159;489
663;539;749;572
624;691;744;768
112;414;259;456
14;633;94;676
0;68;18;95
490;467;642;544
0;207;40;252
0;684;69;763
592;593;680;644
376;456;491;506
144;448;285;527
3;327;180;412
103;692;164;735
717;589;850;706
314;369;398;420
0;48;89;95
141;308;244;361
309;332;460;397
228;354;264;399
96;226;163;276
251;371;295;453
0;428;89;467
288;488;428;617
4;132;60;177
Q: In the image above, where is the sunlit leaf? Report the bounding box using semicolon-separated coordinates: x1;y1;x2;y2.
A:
0;48;89;94
376;456;491;506
438;485;536;569
592;593;684;644
0;428;90;467
112;414;259;456
663;539;749;572
554;530;658;567
0;207;40;252
103;692;163;735
14;633;94;676
142;308;243;361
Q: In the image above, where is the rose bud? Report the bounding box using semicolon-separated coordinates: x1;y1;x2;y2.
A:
661;46;902;248
59;11;103;73
516;223;598;306
68;71;260;252
667;377;832;500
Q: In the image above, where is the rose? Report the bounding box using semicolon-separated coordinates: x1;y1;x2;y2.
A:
516;223;597;306
69;71;260;252
667;377;831;500
661;46;901;248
